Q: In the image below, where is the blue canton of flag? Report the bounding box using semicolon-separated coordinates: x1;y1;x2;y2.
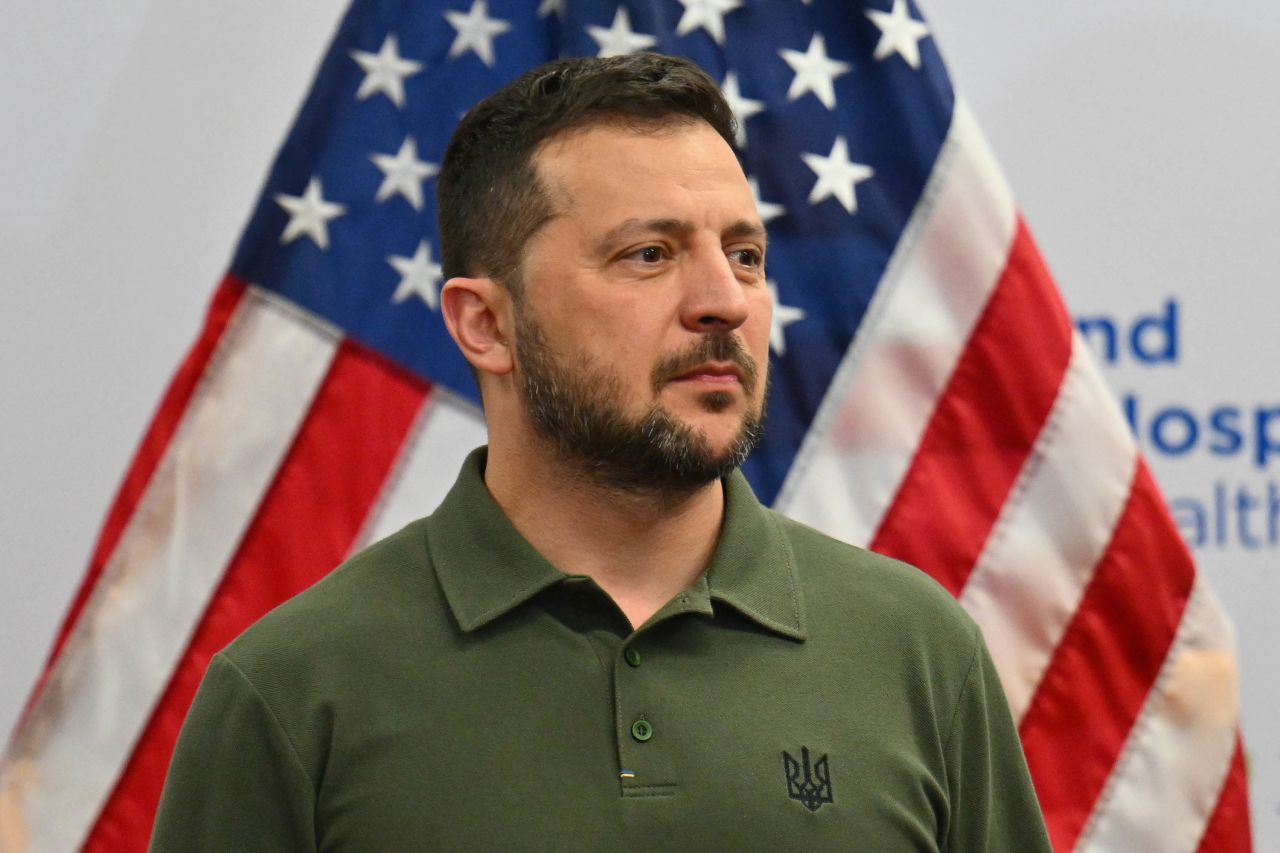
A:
233;0;949;504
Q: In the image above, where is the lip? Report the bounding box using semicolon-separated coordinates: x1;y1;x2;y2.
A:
670;361;744;385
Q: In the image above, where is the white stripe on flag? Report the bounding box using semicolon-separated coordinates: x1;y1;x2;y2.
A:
959;336;1136;721
0;287;339;852
775;100;1016;545
1077;576;1240;853
355;388;488;551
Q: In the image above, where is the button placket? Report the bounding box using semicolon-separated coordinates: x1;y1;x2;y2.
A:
613;633;677;793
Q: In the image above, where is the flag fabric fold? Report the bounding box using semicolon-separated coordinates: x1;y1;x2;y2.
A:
0;1;1251;850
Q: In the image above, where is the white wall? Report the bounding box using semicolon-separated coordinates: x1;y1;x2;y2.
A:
927;3;1280;845
0;0;347;759
3;1;1276;845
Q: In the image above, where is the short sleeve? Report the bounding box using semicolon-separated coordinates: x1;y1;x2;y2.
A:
944;628;1052;852
149;653;317;852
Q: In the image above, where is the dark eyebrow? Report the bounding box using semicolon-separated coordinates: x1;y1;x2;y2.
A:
595;217;768;255
723;220;768;244
596;218;693;253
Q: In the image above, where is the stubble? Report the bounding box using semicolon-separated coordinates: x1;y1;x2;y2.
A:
513;306;766;499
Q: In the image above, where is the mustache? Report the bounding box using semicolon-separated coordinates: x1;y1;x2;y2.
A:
651;333;760;395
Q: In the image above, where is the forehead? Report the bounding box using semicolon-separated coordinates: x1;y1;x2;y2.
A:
531;121;755;226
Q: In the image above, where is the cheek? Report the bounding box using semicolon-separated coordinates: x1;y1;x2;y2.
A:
590;304;674;359
746;299;774;353
579;322;656;379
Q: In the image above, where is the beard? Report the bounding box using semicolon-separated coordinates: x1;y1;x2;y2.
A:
512;306;765;498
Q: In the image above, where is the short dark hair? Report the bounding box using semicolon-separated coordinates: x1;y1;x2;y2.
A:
436;53;737;294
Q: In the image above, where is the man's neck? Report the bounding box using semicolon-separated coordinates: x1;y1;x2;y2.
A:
483;443;725;630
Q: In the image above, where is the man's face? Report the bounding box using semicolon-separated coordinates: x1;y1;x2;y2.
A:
510;120;772;495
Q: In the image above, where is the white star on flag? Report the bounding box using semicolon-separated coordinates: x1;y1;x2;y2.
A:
388;242;444;309
587;7;658;57
537;0;565;17
721;72;764;148
748;177;785;224
275;177;346;250
802;135;874;214
768;281;805;356
866;0;931;70
675;0;742;46
349;34;423;108
371;137;439;210
779;33;852;110
444;0;513;67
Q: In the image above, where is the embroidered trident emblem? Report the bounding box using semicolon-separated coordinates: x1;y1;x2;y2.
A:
783;746;833;812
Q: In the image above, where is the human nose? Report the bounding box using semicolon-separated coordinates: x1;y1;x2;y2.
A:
679;248;751;333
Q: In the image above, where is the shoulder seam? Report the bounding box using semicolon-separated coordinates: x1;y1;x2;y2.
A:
941;622;982;752
214;652;317;790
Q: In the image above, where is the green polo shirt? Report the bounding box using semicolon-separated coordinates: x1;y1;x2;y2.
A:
151;448;1050;852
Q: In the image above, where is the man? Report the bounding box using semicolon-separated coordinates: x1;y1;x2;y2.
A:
151;54;1050;851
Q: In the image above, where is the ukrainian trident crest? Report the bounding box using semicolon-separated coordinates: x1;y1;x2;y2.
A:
783;746;833;812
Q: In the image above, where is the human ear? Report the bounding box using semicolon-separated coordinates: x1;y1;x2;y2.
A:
440;277;515;377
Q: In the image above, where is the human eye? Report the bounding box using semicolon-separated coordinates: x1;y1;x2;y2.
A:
727;247;764;271
623;245;668;265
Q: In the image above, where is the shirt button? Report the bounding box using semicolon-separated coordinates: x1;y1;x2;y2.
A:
631;719;654;742
624;646;641;667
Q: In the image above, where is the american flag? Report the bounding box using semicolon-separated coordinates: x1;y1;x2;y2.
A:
0;0;1252;849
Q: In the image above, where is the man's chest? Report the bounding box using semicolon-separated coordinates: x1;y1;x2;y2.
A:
309;618;950;851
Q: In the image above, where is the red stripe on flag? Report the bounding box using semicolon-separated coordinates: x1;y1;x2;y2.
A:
1018;459;1196;852
14;275;248;736
79;339;429;852
870;219;1071;595
1196;733;1253;853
